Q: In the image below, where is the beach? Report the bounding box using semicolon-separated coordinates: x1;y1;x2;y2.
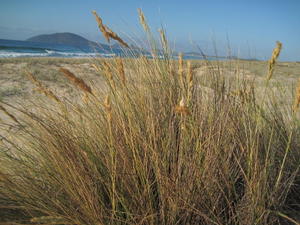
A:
1;57;299;104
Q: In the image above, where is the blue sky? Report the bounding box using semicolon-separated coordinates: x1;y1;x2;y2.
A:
0;0;299;61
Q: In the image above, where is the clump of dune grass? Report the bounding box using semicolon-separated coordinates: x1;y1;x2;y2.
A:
0;9;300;225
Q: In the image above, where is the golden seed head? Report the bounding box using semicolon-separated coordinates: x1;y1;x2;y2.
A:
179;97;185;107
293;78;300;113
104;95;111;111
267;41;282;81
92;10;110;42
138;8;150;32
159;29;168;50
59;68;93;95
105;26;130;48
175;97;190;116
91;63;101;72
92;11;129;48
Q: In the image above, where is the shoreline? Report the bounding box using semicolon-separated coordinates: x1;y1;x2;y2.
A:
0;58;299;103
0;56;299;63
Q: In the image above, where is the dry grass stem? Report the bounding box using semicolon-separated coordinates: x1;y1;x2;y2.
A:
26;71;61;103
0;105;19;124
102;61;116;89
187;61;193;102
104;95;112;121
187;61;193;87
30;216;68;224
116;57;126;85
91;63;101;72
104;95;111;111
178;53;184;86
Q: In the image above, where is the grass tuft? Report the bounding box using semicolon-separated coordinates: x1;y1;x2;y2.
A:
0;10;299;225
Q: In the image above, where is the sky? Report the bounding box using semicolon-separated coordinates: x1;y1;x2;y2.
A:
0;0;299;61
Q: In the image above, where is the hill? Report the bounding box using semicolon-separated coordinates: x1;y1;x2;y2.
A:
27;32;104;49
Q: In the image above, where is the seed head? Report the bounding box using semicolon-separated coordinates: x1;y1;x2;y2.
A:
138;8;150;32
293;78;300;113
92;11;129;48
175;97;190;116
267;41;282;81
59;68;93;95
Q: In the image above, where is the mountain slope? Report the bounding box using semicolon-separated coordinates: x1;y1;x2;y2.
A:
27;32;101;48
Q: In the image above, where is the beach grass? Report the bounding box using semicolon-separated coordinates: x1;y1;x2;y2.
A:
0;9;300;225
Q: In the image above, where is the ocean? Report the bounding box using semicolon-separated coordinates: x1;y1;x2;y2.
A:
0;39;121;58
0;39;211;60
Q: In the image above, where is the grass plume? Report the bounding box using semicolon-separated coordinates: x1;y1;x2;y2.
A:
92;10;129;48
267;41;282;81
293;78;300;112
59;67;93;95
175;97;190;115
138;8;150;32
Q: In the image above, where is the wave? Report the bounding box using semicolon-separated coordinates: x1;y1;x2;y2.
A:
0;50;116;58
0;49;208;60
0;39;119;58
0;45;54;52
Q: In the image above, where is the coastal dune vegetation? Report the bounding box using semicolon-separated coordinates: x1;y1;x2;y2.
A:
0;9;300;225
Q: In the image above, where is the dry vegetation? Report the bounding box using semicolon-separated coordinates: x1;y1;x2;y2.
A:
0;9;300;225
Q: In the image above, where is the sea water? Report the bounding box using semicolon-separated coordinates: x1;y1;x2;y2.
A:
0;39;118;58
0;39;213;60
